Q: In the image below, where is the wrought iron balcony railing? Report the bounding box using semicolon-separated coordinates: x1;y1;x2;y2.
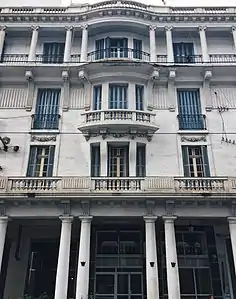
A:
177;114;206;130
31;113;60;130
35;54;64;64
1;176;232;194
87;48;150;62
174;55;203;64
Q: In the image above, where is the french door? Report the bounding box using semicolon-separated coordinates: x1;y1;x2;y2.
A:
108;145;129;177
95;272;143;299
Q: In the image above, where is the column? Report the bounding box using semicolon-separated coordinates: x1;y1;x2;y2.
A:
228;217;236;274
144;216;159;299
199;26;209;62
64;26;73;63
163;216;180;299
0;216;8;272
232;26;236;53
0;26;6;59
54;216;73;299
149;26;157;62
100;140;107;176
75;216;93;299
28;26;39;62
165;26;174;63
129;140;136;176
80;25;88;62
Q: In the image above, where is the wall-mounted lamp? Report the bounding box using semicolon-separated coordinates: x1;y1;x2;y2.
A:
150;262;155;267
0;136;19;153
171;262;176;268
81;261;86;267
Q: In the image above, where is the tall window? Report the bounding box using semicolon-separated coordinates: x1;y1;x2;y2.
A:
43;42;65;64
93;85;102;110
173;42;194;63
27;146;55;177
136;144;146;177
109;84;128;109
108;145;129;177
182;146;210;177
177;89;205;130
91;144;100;177
33;88;60;130
133;39;142;59
135;85;144;111
95;37;128;59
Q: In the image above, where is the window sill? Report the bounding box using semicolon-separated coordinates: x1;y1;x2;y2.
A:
178;130;209;134
30;129;60;135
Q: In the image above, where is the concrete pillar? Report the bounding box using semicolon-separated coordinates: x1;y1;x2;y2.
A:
129;140;137;176
54;216;73;299
199;26;209;62
80;25;88;62
75;216;93;299
149;25;157;62
144;216;159;299
163;216;180;299
64;26;73;63
28;26;39;62
0;26;6;60
165;26;174;63
228;217;236;274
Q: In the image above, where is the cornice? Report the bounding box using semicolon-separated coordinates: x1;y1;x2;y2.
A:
0;4;236;25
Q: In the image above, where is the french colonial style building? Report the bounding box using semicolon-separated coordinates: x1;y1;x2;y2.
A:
0;1;236;298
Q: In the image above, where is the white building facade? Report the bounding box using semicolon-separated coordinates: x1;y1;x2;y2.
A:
0;1;236;299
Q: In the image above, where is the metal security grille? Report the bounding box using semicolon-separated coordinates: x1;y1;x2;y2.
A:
182;146;210;177
109;84;128;109
27;146;55;177
33;88;60;130
177;89;205;130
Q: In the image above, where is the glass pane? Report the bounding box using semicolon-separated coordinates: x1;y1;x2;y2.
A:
195;268;212;294
130;274;142;294
179;268;195;295
117;274;129;294
96;274;114;294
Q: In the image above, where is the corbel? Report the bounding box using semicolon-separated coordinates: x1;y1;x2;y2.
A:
81;200;90;216
203;69;213;111
25;70;34;111
61;200;71;216
78;69;91;110
62;70;70;111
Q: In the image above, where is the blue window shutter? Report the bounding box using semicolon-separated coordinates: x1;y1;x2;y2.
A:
133;39;142;59
182;146;190;177
46;146;55;177
201;146;210;177
27;146;37;177
105;37;111;58
95;39;104;59
93;85;102;110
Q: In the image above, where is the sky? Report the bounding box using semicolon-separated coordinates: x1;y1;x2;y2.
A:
0;0;235;8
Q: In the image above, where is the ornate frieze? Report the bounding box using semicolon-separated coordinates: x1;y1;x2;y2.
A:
31;135;57;142
181;136;207;142
83;131;153;142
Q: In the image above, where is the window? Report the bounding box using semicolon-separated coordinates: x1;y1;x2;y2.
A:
93;85;102;110
109;84;128;109
95;38;128;59
135;85;144;110
182;146;210;177
177;89;205;130
91;144;100;177
108;145;129;177
136;144;146;177
133;39;142;59
43;42;65;64
33;89;60;130
173;42;194;63
27;146;55;177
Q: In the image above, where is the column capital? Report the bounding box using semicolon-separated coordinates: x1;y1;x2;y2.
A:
165;26;173;32
232;26;236;32
65;25;73;32
31;25;40;31
79;215;93;223
199;26;207;32
149;25;157;31
228;217;236;224
0;26;6;32
162;216;177;223
81;24;88;30
143;216;157;223
0;216;9;223
59;216;74;223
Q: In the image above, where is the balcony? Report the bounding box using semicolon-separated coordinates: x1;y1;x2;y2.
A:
0;176;233;195
78;110;159;140
174;55;203;64
209;54;236;63
31;114;60;130
35;54;64;64
177;114;206;130
1;54;29;63
87;48;150;62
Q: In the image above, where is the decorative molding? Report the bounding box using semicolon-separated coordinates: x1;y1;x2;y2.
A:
31;25;40;31
199;25;207;31
83;131;154;142
61;200;71;216
181;136;207;142
65;25;73;31
81;200;90;216
165;25;173;31
149;25;157;31
31;135;57;142
0;26;6;31
81;24;88;30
